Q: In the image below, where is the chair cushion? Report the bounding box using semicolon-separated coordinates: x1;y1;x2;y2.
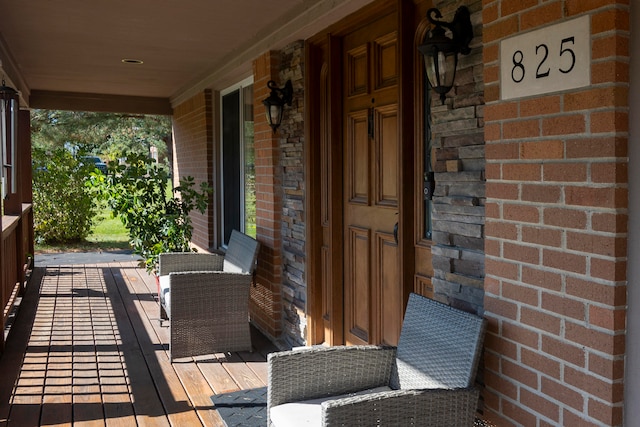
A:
270;386;391;427
159;274;171;316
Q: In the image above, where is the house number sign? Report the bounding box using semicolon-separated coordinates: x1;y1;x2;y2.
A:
500;15;590;100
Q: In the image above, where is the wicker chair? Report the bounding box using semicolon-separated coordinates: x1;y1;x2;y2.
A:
267;293;487;426
158;230;259;361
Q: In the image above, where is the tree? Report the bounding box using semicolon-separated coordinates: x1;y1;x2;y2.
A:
30;110;172;161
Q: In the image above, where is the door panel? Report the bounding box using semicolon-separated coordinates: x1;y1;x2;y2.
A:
343;11;402;346
346;226;371;344
376;232;400;345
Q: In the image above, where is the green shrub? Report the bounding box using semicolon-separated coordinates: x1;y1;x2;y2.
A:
32;147;98;243
92;153;212;273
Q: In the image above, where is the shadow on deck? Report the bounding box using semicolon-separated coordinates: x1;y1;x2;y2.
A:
0;261;279;426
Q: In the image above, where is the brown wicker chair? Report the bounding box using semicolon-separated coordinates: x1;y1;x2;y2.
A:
267;293;487;426
158;230;259;361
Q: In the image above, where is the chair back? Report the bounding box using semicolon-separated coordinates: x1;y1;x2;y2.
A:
390;293;486;390
223;230;260;274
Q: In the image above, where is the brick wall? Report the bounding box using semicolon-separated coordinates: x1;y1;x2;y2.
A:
171;90;214;251
251;51;284;341
483;1;629;425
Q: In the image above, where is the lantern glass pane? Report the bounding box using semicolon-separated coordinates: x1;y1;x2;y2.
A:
425;51;457;90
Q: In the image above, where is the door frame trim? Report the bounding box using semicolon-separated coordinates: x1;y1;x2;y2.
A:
305;0;416;345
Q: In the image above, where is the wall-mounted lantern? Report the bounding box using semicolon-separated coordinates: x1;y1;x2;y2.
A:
0;79;18;198
262;80;293;133
417;6;473;104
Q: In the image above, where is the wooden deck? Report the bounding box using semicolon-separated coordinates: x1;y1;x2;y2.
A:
0;261;279;426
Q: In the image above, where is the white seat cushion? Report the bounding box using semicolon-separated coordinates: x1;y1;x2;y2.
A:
159;274;171;316
270;386;391;427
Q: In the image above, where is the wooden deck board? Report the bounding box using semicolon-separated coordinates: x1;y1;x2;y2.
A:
0;263;277;426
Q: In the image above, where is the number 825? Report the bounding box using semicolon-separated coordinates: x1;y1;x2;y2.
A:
511;36;576;83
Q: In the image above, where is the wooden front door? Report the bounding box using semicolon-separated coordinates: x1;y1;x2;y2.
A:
342;11;404;346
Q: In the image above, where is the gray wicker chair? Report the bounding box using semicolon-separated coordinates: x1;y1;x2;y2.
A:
267;293;487;426
158;230;259;361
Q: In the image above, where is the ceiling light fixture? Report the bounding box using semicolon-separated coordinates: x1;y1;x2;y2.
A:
122;59;144;65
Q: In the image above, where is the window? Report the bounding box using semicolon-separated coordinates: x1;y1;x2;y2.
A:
423;73;433;240
221;78;255;244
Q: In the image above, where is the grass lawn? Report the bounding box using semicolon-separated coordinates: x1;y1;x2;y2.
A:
35;208;131;253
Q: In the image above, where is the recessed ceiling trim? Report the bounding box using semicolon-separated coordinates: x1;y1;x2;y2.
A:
30;90;172;115
170;0;375;107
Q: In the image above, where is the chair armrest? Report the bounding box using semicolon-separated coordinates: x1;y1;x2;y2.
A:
322;387;480;426
267;345;396;408
159;252;224;275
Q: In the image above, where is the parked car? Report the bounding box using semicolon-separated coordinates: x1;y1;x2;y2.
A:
81;156;107;173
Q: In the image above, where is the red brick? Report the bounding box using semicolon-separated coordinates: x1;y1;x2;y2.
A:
591;110;629;134
542;335;586;367
562;409;600;427
543;207;587;229
482;2;499;25
565;87;627;111
484;369;519;401
541;377;584;411
503;399;538;427
566;136;627;159
485;102;519;122
589;305;626;331
565;186;627;209
484;43;499;64
521;184;561;203
589;353;625;381
592;35;630;61
565;0;623;16
520;388;560;421
566;278;626;306
542;292;586;321
565;322;625;355
485;292;519;319
565;366;624;403
591;8;630;34
502;359;538;389
544;162;587;182
500;0;537;16
502;321;539;349
485;330;519;360
486;182;519;200
486;202;501;219
566;232;626;257
588;398;624;425
520;140;564;160
484;15;520;43
521;266;563;291
520;96;561;117
485;239;500;257
485;122;502;142
486;221;518;240
591;257;627;281
504;204;540;223
521;2;563;31
504;242;540;264
503;163;541;181
522;306;561;335
522;348;560;379
503;119;541;139
591;161;628;184
592;60;629;85
486;141;519;159
521;226;562;247
542;114;586;136
502;282;539;306
543;248;587;274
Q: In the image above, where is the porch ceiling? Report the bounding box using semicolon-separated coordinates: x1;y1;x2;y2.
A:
0;0;373;114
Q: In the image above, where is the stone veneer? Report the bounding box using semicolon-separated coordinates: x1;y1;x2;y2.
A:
277;41;307;348
430;0;485;316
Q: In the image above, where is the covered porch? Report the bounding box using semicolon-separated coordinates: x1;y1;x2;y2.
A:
0;260;276;426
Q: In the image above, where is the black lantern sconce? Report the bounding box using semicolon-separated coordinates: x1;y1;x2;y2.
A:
262;80;293;133
418;6;473;104
0;79;19;198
